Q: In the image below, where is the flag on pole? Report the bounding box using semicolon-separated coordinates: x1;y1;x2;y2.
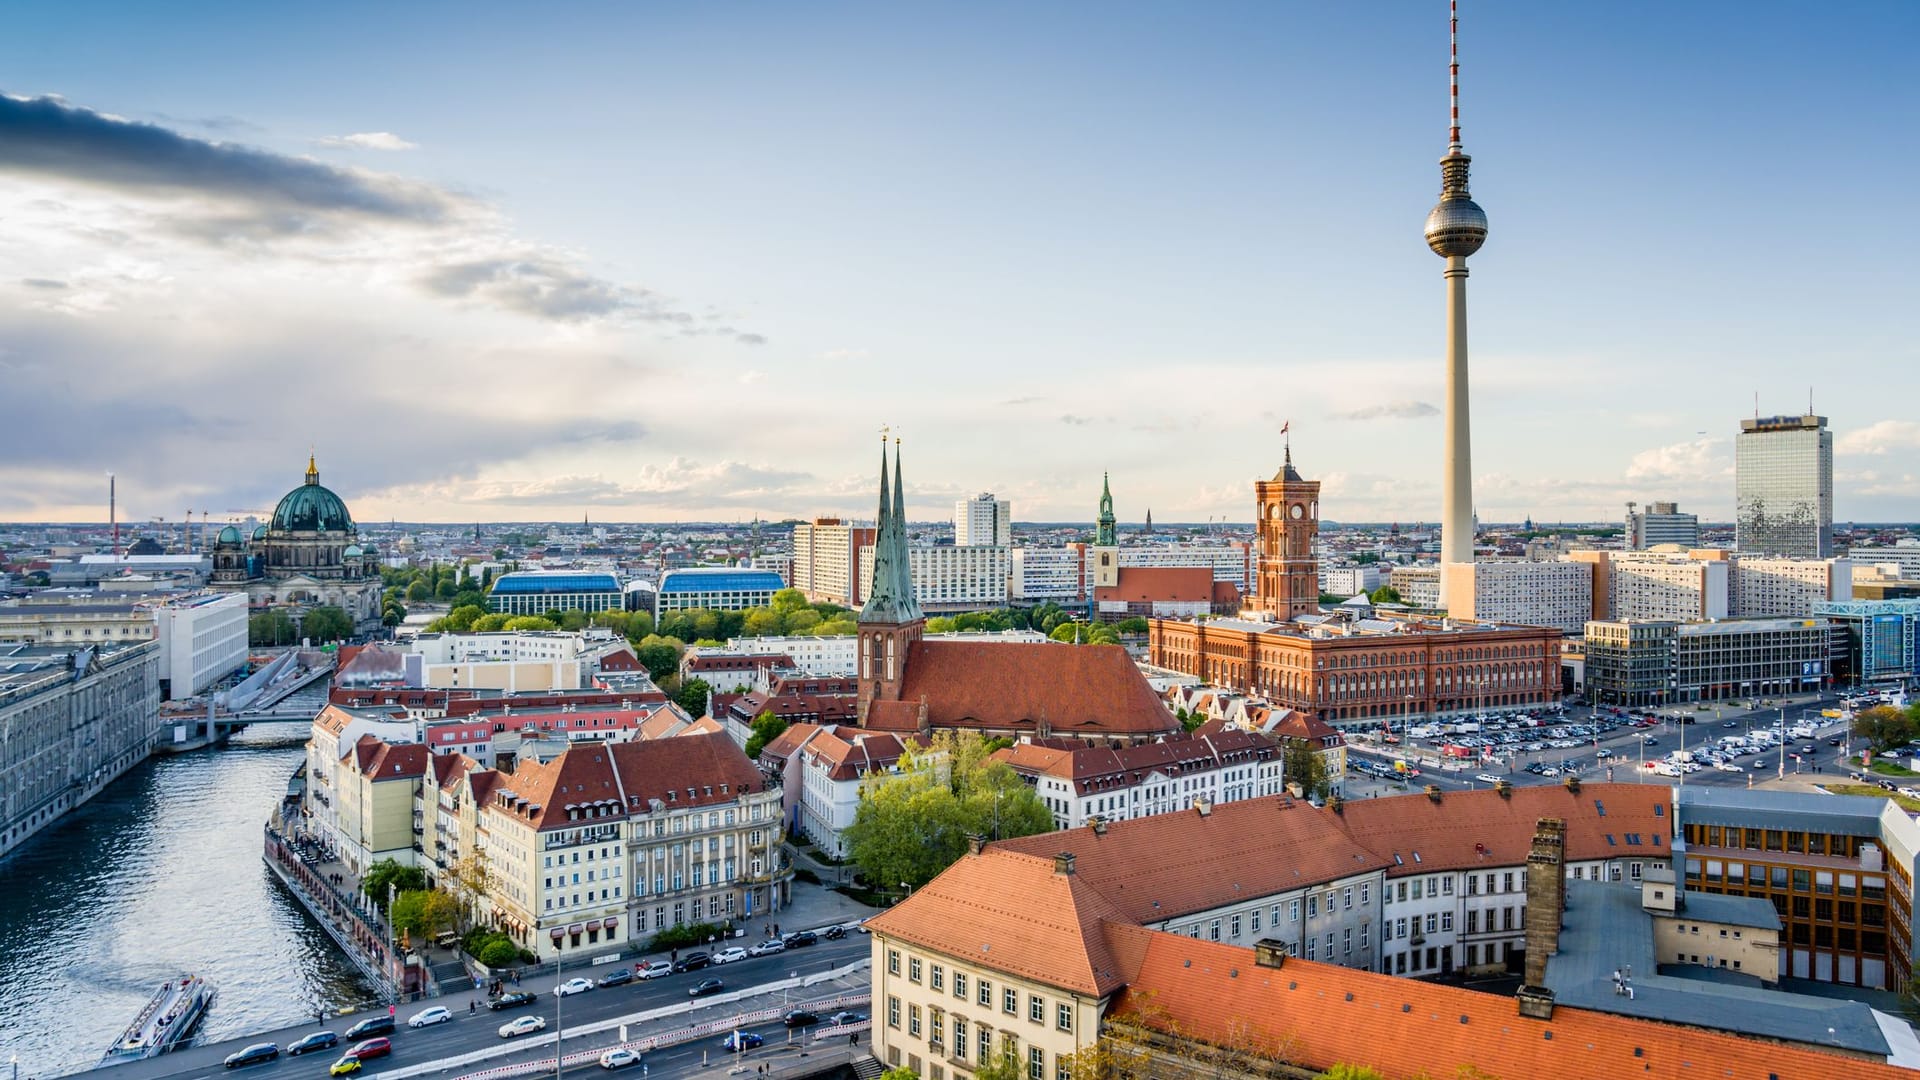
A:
1280;420;1290;434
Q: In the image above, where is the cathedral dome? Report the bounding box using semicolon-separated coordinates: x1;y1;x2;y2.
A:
343;544;363;557
270;456;355;534
217;525;243;545
252;525;268;541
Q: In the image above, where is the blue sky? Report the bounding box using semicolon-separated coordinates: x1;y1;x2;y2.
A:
1;1;1914;526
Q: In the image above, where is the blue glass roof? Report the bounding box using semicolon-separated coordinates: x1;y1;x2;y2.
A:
491;572;621;594
658;569;784;594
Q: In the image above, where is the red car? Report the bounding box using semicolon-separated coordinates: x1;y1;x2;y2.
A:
347;1038;392;1061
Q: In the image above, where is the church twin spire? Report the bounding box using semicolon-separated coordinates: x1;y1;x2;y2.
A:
860;436;923;624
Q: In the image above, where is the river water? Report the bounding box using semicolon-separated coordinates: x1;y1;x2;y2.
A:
0;729;377;1077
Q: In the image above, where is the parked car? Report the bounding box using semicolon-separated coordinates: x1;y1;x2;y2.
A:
711;946;749;965
672;952;711;973
408;1006;452;1028
722;1032;765;1052
286;1032;340;1057
748;939;786;957
1474;773;1503;785
345;1038;391;1061
689;978;725;997
224;1043;280;1069
784;1009;820;1028
598;968;635;988
635;960;673;980
823;925;848;941
556;977;595;997
343;1017;395;1040
782;930;818;948
328;1056;363;1077
499;1015;548;1039
600;1049;643;1070
488;991;538;1011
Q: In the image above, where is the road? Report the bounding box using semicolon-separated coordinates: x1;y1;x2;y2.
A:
1340;691;1860;798
90;935;873;1080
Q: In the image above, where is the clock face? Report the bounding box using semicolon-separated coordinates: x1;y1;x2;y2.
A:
1290;504;1304;520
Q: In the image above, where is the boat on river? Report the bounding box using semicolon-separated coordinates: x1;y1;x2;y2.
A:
99;975;214;1065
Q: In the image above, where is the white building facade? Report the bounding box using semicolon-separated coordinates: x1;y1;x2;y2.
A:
860;544;1011;610
954;493;1012;547
1443;559;1594;634
147;591;249;699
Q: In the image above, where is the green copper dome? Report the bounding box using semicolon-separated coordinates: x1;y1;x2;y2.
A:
271;456;355;533
217;525;243;544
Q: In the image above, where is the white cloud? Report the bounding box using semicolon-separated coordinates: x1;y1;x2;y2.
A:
1837;420;1920;457
316;131;418;151
737;370;765;384
1624;437;1728;482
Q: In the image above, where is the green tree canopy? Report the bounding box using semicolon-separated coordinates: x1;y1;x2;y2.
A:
361;858;429;909
1285;740;1333;801
502;615;558;632
249;609;297;647
302;605;353;643
744;711;790;759
389;888;461;941
845;731;1053;893
1369;585;1403;605
674;677;712;718
635;634;684;680
1854;705;1920;754
470;613;512;632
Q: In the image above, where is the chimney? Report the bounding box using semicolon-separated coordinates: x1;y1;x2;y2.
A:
1090;816;1108;837
966;834;986;856
1425;784;1442;803
1563;774;1581;794
1253;940;1288;970
1516;817;1567;1020
1496;779;1513;799
1327;793;1344;814
1193;797;1212;817
1054;851;1076;876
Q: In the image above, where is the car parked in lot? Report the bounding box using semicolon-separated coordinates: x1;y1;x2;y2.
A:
672;952;711;973
286;1031;340;1057
749;939;786;957
489;990;538;1011
600;1049;643;1070
711;946;749;965
598;968;635;988
224;1043;280;1069
343;1016;395;1041
689;978;725;997
500;1015;548;1039
635;960;673;980
408;1006;452;1028
784;1009;819;1027
556;977;594;997
721;1032;764;1052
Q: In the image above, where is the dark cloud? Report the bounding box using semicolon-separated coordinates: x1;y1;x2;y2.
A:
19;278;66;289
420;257;648;321
0;94;454;223
1340;400;1440;421
734;333;767;346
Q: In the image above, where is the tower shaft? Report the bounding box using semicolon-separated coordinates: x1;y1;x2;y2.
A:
1440;256;1474;575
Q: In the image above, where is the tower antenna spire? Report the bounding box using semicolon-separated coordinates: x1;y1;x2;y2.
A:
1449;0;1463;152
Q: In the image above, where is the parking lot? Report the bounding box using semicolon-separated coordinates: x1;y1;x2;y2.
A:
1339;690;1866;796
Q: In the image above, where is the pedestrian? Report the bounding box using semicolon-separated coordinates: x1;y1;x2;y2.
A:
470;999;477;1014
849;1032;858;1047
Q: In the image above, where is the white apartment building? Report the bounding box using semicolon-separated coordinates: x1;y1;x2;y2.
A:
1010;547;1084;602
996;730;1282;830
1626;501;1701;550
146;591;249;699
721;634;858;677
1442;559;1594;634
860;544;1011;610
403;629;623;692
1730;556;1853;617
1121;545;1256;594
1848;541;1920;580
1571;549;1731;623
1390;566;1442;609
955;493;1012;547
1322;564;1384;597
789;519;872;606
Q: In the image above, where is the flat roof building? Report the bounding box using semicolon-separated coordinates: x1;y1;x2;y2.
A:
655;567;785;614
487;571;624;615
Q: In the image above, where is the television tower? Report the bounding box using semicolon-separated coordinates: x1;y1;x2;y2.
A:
1426;0;1488;605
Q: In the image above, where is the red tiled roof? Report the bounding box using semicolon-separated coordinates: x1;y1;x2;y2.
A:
865;641;1177;737
994;730;1276;796
758;722;824;765
866;848;1135;997
361;740;429;782
803;729;909;781
1095;566;1214;604
1329;782;1670;878
994;796;1389;923
1114;931;1902;1080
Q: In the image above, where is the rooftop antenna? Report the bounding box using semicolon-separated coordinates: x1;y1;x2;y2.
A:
107;471;118;558
1448;0;1463;153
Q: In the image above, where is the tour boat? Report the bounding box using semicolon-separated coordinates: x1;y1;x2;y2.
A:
100;975;214;1065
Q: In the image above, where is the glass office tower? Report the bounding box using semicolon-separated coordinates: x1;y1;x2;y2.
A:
1736;414;1833;557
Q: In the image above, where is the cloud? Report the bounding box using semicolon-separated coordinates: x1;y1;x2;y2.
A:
1002;395;1044;406
420;256;656;322
1060;414;1090;426
734;332;767;346
371;458;820;511
737;370;765;384
0;94;454;224
1339;400;1439;421
316;132;418;151
815;348;868;361
19;278;66;289
1624;437;1728;482
1837;420;1920;457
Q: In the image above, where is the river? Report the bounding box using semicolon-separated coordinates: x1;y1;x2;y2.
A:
0;729;377;1077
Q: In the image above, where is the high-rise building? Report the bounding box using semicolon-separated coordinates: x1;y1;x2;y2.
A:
1625;501;1700;550
954;492;1011;547
1442;559;1593;635
1736;413;1833;558
789;518;875;606
1253;443;1320;622
1425;4;1490;608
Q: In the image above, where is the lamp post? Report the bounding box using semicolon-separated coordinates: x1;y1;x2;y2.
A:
553;952;563;1080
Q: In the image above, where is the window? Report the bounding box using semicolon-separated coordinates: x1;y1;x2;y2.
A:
1502;872;1514;892
979;980;993;1008
1029;1047;1044;1080
1230;914;1242;938
1289;900;1301;922
1425;913;1438;934
1343;928;1353;957
910;957;923;983
955;1018;968;1059
954;972;968;1000
1029;994;1044;1023
1306;936;1317;960
1343;887;1354;910
1361;883;1371;906
1308;896;1318;918
1467;910;1478;933
1210;919;1221;941
1360;922;1369;949
1250;909;1261;933
1002;987;1018;1014
888;996;900;1028
909;1005;922;1038
888;950;901;976
1467;875;1479;896
1441;877;1454;896
931;965;944;992
1057;1003;1073;1032
1441;912;1453;932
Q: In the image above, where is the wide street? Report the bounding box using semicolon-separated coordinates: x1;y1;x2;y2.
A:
1340;690;1862;798
90;932;873;1080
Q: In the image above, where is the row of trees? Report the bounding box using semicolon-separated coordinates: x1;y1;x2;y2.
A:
843;731;1054;894
1851;704;1920;754
248;605;354;646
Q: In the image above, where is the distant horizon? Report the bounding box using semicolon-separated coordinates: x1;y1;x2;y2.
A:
11;518;1920;534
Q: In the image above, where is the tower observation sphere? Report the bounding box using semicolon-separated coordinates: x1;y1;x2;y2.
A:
1424;154;1488;257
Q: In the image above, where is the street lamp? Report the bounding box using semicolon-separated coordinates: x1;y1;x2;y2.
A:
554;952;564;1080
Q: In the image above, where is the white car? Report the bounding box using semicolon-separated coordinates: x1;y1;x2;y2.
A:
600;1049;642;1070
407;1005;452;1028
1474;774;1503;785
500;1015;548;1039
635;960;672;980
1714;762;1742;772
711;946;749;965
748;939;786;957
555;977;594;997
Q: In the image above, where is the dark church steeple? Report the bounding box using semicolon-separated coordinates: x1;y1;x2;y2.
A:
858;436;924;721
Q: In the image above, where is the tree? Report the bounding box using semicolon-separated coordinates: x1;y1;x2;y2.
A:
926;616;958;634
771;588;810;615
1853;705;1919;754
442;604;487;632
674;677;712;718
477;938;520;968
845;731;1053;892
1177;708;1204;733
249;609;296;647
1368;585;1403;605
445;851;494;929
502;615;558;632
470;613;512;632
390;888;460;941
745;711;789;759
742;608;784;637
1284;740;1333;800
405;580;431;603
635;635;684;680
302;605;353;643
1114;616;1150;635
361;858;428;909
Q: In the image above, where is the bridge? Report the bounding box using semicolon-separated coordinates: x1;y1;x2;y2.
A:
157;651;334;748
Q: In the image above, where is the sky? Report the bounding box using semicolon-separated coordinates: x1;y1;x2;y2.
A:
1;1;1915;528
